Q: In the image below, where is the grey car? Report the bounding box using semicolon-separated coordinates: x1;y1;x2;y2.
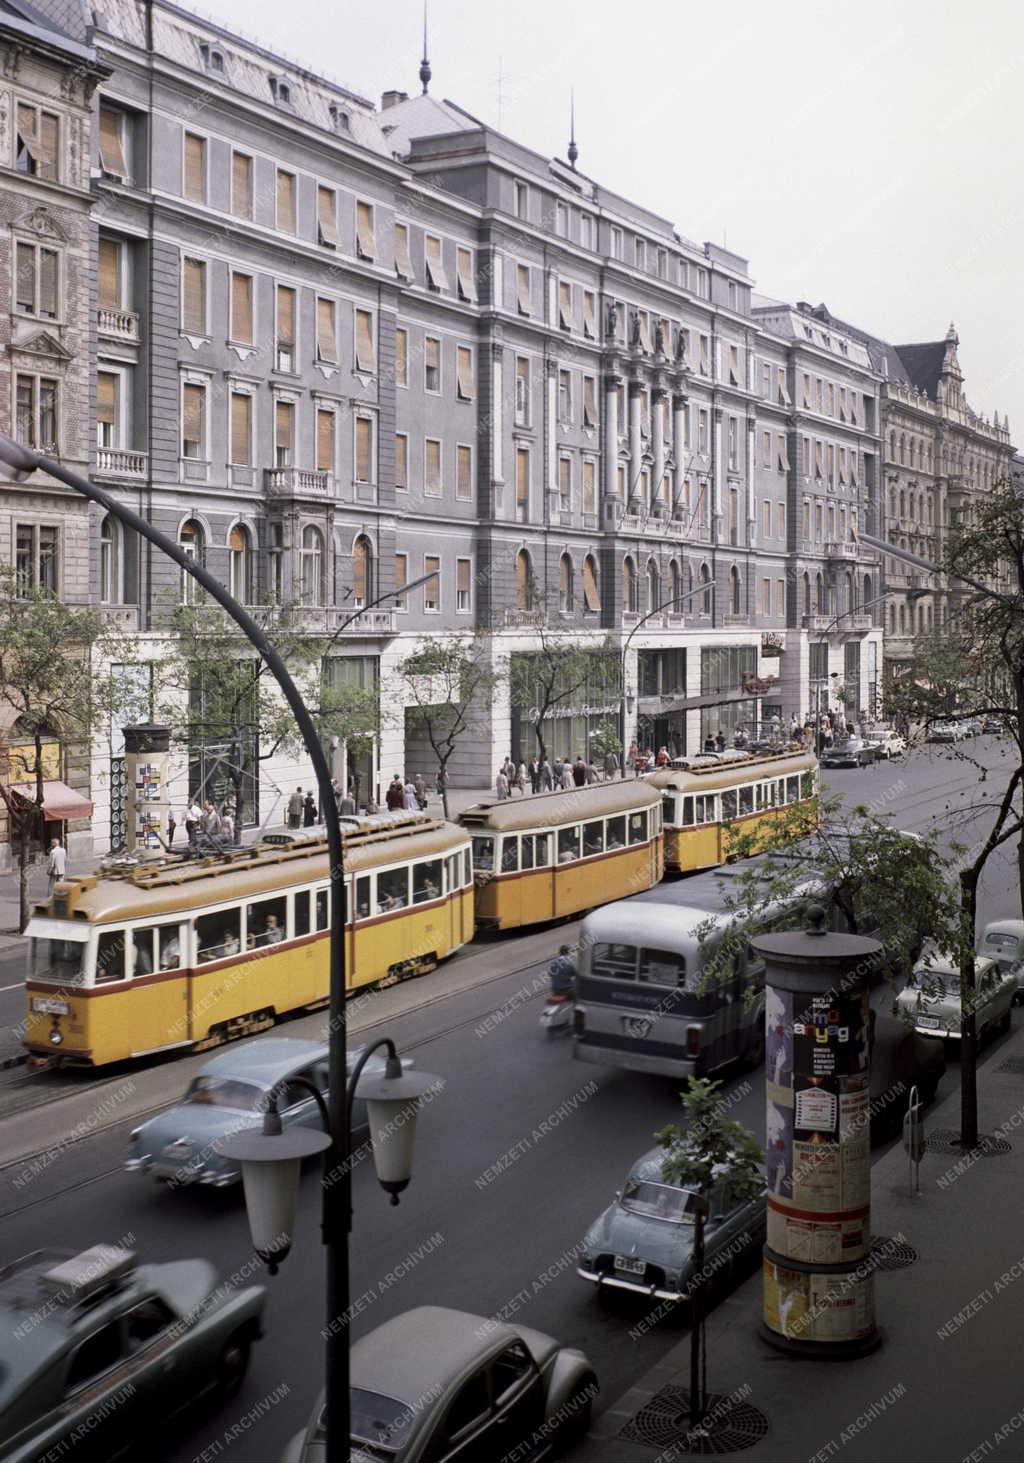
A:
577;1150;766;1303
979;920;1024;1000
126;1037;408;1188
893;951;1014;1040
0;1244;264;1463
821;737;877;769
281;1305;597;1461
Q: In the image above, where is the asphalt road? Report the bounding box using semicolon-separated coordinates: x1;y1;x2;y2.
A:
0;735;1019;1462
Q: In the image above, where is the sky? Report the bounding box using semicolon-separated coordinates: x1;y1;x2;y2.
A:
205;0;1023;435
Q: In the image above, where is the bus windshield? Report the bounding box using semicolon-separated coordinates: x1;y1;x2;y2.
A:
31;936;88;986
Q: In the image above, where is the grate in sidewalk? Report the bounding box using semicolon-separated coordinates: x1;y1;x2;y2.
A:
619;1385;769;1454
924;1128;1012;1156
996;1056;1024;1075
869;1235;919;1270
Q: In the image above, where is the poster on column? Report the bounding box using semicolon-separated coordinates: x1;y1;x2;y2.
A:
765;987;794;1199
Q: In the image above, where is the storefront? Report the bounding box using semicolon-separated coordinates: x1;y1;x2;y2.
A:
509;649;621;767
700;645;759;745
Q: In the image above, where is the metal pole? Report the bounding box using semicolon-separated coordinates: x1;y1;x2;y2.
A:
14;449;353;1463
619;582;711;776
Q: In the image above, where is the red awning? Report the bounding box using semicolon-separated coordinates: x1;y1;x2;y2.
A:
9;781;94;820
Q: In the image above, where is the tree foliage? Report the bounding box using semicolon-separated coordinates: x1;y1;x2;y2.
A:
508;628;619;764
398;637;497;818
656;1077;763;1201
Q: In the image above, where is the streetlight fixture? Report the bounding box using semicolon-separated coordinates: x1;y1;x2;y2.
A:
619;580;714;774
0;434;439;1463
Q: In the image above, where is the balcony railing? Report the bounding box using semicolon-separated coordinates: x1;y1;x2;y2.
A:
97;307;140;342
297;606;396;635
802;614;835;632
824;541;858;562
265;468;333;497
841;614;874;632
96;447;147;477
504;608;545;628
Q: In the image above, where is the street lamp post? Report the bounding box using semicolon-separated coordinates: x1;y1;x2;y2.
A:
0;435;437;1463
619;580;714;776
811;588;927;752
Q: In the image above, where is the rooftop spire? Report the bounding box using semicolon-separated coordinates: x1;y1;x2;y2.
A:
419;3;431;94
567;88;578;169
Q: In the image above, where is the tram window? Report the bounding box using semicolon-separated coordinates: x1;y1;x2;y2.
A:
638;947;686;986
681;798;694;828
652;803;661;832
355;879;371;920
628;811;647;844
607;815;626;849
472;836;494;873
413;860;443;903
95;929;126;984
31;937;87;986
695;796;716;823
753;784;764;811
501;839;519;874
463;849;472;885
196;909;241;964
592;942;636;979
533;833;551;866
739;786;754;816
294;891;311;936
445;855;458;891
721;789;738;820
583;821;604;857
377;867;408;912
247;896;288;948
661;797;676;828
801;771;815;798
786;776;800;803
520;838;534;871
315;888;330;929
557;826;580;863
159;926;181;970
131;927;158;977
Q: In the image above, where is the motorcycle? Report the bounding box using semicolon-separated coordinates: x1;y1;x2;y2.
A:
540;951;576;1034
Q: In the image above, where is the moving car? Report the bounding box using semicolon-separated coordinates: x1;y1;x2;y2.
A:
979;919;1024;999
893;950;1015;1040
0;1244;264;1463
927;723;966;743
981;717;1004;735
577;1150;765;1303
820;736;878;769
863;728;906;760
281;1306;597;1461
961;719;983;738
868;1005;946;1139
126;1037;410;1188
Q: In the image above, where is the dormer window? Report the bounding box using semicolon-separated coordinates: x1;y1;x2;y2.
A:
199;43;225;75
270;75;292;105
328;103;350;132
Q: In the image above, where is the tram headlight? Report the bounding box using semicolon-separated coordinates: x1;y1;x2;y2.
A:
48;1028;63;1046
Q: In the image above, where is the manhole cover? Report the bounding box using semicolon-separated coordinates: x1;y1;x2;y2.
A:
997;1056;1024;1075
869;1235;919;1270
924;1128;1012;1156
620;1385;770;1454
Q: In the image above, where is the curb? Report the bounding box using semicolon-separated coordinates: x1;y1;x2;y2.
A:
1;1052;26;1071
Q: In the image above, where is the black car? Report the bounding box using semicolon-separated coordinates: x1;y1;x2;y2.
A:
869;1006;946;1140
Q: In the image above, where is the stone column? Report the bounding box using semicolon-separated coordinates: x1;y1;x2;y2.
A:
754;908;882;1358
603;370;621;526
491;343;504;490
746;414;757;542
628;379;644;509
546;358;558;522
712;407;724;539
672;392;688;517
652;388;667;516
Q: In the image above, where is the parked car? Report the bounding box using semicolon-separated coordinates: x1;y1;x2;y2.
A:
281;1306;597;1462
981;716;1004;735
863;728;907;759
577;1150;766;1304
126;1037;410;1188
961;719;983;738
893;950;1015;1040
0;1244;264;1463
868;1006;946;1139
979;919;1024;1000
821;736;878;769
927;723;966;742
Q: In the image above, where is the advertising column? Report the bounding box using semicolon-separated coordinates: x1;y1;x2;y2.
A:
123;724;171;854
754;906;882;1356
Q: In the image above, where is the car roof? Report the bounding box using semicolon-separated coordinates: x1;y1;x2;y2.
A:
350;1307;517;1406
983;920;1024;939
197;1037;329;1086
915;951;995;977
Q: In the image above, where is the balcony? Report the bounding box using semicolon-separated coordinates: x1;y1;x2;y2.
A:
297;606;396;635
841;614;874;633
802;614;835;633
504;608;545;629
264;468;333;498
97;307;140;342
96;447;147;478
100;605;139;632
824;541;858;563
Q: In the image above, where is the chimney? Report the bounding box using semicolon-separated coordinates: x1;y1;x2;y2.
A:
381;90;408;110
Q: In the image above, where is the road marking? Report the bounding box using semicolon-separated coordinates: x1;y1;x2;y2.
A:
0;982;24;992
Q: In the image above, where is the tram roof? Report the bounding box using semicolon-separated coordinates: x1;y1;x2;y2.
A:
458;778;661;832
647;748;816;792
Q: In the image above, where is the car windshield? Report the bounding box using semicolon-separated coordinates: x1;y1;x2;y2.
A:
350;1389;418;1455
913;966;959;994
985;933;1020;953
182;1076;264;1110
621;1178;695;1223
30;936;87;986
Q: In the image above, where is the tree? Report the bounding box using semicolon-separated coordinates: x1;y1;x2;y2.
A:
398;637;497;819
0;570;120;929
656;1078;763;1424
507;627;619;765
588;719;622;770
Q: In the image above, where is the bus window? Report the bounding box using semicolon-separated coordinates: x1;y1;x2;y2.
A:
463;848;472;885
159;926;182;970
355;879;371;920
294;891;311;936
196;910;241;964
472;836;494;873
247;896;288;948
131;928;158;977
315;888;330;929
638;947;686;987
377;867;408;913
533;833;551;866
628;811;647;844
500;839;519;874
520;838;534;871
721;789;738;820
557;826;580;863
592;942;636;979
786;775;800;803
583;821;604;857
607;816;626;850
413;860;443;903
739;785;754;816
95;929;127;983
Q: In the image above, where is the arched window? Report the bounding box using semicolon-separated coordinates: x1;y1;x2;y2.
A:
669;558;681;607
802;572;811;615
863;574;872;606
179;519;205;603
559;552;574;612
515;548;534;610
352;535;372;608
582;554;600;613
899;490;905;519
888;431;895;460
228;525;252;603
698;561;711;614
844;572;853;615
814;572;824;613
622;555;637;614
917;604;925;634
646;558;660;615
899;434;906;464
886;603;895;634
300;525;325;606
730;565;741;615
899;603;906;634
100;515;120;604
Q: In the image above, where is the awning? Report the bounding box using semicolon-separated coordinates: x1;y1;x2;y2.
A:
9;781;94;820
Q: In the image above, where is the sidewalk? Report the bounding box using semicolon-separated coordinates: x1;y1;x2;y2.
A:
585;1025;1024;1462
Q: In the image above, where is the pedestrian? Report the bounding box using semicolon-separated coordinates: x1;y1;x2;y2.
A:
495;767;510;800
386;775;405;811
287;786;303;830
339;791;357;816
561;761;574;790
202;800;222;837
331;778;342;812
539;757;553;791
403;780;419;811
552;756;564;787
715;731;726;753
604;749;619;780
414;772;428;810
47;837;66;893
703;734;716;753
628;741;638;765
220;807;235;843
572;756;587;787
515;761;526;795
633;747;647;776
656;745;669;767
586;760;597;784
528;757;540;794
185;799;202;847
302;792;317;826
166;809;177;848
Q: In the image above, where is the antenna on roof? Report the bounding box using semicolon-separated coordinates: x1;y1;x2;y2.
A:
419;1;431;94
567;88;578;170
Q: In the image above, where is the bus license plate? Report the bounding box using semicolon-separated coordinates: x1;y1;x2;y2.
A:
32;997;70;1015
616;1255;646;1276
623;1016;653;1040
917;1016;941;1029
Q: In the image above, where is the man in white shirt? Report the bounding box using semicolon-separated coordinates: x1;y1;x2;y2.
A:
47;838;67;893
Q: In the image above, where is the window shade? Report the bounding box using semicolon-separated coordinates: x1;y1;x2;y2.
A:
457;558;470;594
231;274;253;343
317;187;338;246
317;298;337;362
356;201;375;260
558;281;572;329
38;113;58;176
456;346;474;399
583;461;596;514
15;244;34;312
182;384;203;447
355;419;372;481
182;258;206;334
583;376;597;427
424;235;449;291
99;107;128;177
425;439;441;491
184;133;205;200
456;444;472;498
275;401;293;450
276;286;295;345
232;153;253;217
96;372;117;425
98;239;120;310
394;223;413;280
516;264;531;314
316;410;335;472
777;435;790;472
276;170;295;232
355;310;376;372
582;290;596;337
230;394;251;465
456;247;476;301
516;449;529;505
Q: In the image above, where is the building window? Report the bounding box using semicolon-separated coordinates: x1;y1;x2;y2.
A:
179;519;204;603
727;417;738;471
582;554;600;612
354;310;376;374
555;201;568;237
777;435;790;473
99;515;120;603
269;523;284;602
730;565;741;615
395;328;408;387
315;186;338;248
231;152;253;219
228;525;252;603
728;343;740;385
610;227;623;259
424;556;440;612
356;201;376;260
230;391;252;466
761;499;771;539
15;242;58;319
515;549;534;610
316;408;335;474
515;357;529;424
424;336;441;393
456;558;471;613
181;381;205;459
424;234;449;291
582;460;596;516
17;101;58;180
424;438;441;496
559;553;574;612
514;181;528;218
558;280;572;331
580;214;594;249
275;285;296;371
634;237;646;270
300;526;324;606
230;272;253;345
456;443;473;501
98;105;128;179
15;523;58;595
96;370;124;449
456;346;474;401
622;555;637;614
394;433;408;490
558;457;571;512
352;535;372;607
15;374;58;453
775;579;785;617
456;247;476;302
515;263;531;316
182;257;207;335
582;289;596;338
276;169;296;233
515;448;529;522
776;502;786;537
647;559;660;614
394;552;408;610
355;417;374;483
98;237;124;311
698;409;708;454
183;132;205;203
274;400;295;467
583;375;597;429
316;297;337;363
558;370;572;424
394;222;413;281
760;578;771;615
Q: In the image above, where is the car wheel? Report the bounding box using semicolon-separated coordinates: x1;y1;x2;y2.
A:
742;1028;765;1071
216;1332;251;1399
553;1373;597;1450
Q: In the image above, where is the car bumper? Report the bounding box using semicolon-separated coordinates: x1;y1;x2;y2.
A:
575;1041;697;1080
124;1157;238;1187
577;1265;683;1302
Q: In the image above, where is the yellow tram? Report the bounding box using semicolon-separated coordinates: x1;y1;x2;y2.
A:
460;781;665;931
23;812;473;1066
648;749;818;873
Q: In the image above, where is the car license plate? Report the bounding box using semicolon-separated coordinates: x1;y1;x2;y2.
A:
32;997;70;1015
623;1016;653;1040
162;1142;193;1159
616;1255;646;1276
917;1016;941;1029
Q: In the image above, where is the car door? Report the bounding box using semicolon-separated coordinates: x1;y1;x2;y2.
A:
421;1369;494;1463
488;1341;545;1453
120;1294;189;1413
57;1317;139;1457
